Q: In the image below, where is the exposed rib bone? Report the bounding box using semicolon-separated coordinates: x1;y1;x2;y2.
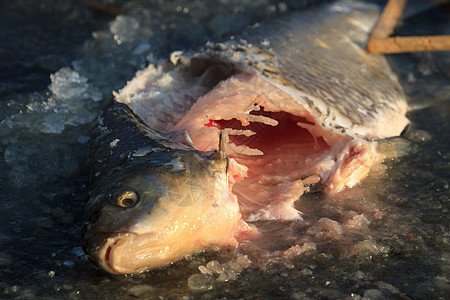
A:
224;129;256;137
296;121;315;131
217;113;278;127
227;143;264;156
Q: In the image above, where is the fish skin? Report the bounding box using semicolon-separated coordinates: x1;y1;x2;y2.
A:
88;101;196;186
83;0;410;274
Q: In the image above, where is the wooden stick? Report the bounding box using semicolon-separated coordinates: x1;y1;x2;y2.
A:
366;0;450;54
367;36;450;54
369;0;408;39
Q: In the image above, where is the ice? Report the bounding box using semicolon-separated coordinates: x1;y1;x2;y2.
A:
71;247;85;258
77;135;90;144
236;254;252;268
193;258;250;286
41;112;65;134
198;265;213;275
376;281;401;295
206;260;224;274
132;43;151;55
50;68;88;100
0;65;104;190
48;67;103;127
216;269;238;282
343;214;370;230
187;273;213;291
225;260;243;273
127;285;153;297
307;218;344;241
0;252;14;266
351;239;389;258
0;67;102;138
110;16;140;44
283;242;316;259
4;146;23;167
63;260;75;268
35;217;54;229
362;289;384;300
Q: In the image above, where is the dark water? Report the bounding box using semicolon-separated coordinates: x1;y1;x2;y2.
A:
0;0;448;299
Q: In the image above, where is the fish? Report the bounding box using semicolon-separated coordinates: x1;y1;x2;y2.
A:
82;0;409;274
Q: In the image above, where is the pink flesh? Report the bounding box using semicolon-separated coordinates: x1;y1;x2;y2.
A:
174;72;378;221
213;110;327;219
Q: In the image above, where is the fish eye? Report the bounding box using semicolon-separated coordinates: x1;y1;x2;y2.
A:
112;190;139;208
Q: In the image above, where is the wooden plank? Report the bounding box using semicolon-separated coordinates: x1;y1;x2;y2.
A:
367;35;450;54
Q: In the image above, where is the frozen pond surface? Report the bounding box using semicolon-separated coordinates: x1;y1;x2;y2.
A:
0;0;448;299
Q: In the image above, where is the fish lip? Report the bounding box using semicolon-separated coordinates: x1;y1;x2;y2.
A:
104;239;119;274
99;231;139;274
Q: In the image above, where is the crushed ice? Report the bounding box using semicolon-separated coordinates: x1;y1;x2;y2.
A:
1;67;102;136
188;256;251;291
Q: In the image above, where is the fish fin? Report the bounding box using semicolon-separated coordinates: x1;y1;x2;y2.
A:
377;136;412;160
158;130;196;149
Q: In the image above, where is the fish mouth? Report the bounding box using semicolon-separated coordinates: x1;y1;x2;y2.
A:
98;231;159;275
97;229;213;274
97;231;183;275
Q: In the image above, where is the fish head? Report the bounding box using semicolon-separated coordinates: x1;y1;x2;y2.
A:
82;146;245;274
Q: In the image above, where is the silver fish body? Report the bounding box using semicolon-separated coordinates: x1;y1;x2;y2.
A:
84;0;409;274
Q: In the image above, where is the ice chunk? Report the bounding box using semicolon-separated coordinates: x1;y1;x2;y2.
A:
225;260;243;273
195;258;249;285
206;260;224;274
236;255;252;268
352;239;389;258
0;66;101;139
216;269;238;282
198;265;213;275
187;274;214;291
307;218;344;241
72;247;85;258
343;214;370;231
50;68;88;100
283;242;316;259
